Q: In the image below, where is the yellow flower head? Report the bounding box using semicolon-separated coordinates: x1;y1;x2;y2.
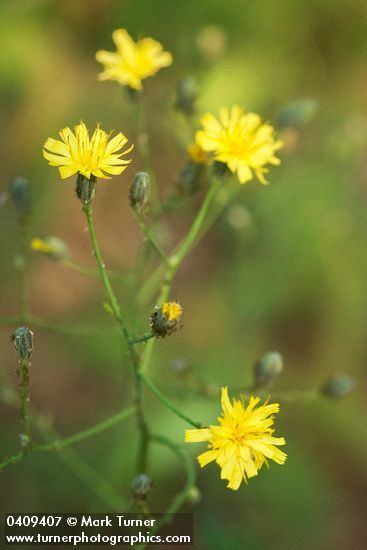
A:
187;143;212;165
195;106;283;184
96;29;172;90
43;122;133;180
185;387;287;490
31;237;56;255
161;301;182;322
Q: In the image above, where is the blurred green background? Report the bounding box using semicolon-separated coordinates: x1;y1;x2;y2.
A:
1;1;367;548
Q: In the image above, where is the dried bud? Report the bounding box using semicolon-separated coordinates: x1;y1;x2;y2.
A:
321;375;355;399
31;236;69;261
150;301;182;338
254;351;283;388
276;98;318;129
175;77;198;116
131;474;152;499
76;173;96;205
12;327;33;360
130;172;150;212
10;177;32;218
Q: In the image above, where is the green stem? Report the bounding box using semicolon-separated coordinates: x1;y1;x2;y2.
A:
34;406;135;452
136;434;196;549
17;358;32;451
130;92;160;210
140;178;221;373
83;202;131;346
140;373;202;428
83;200;150;476
136;213;168;265
62;259;127;282
129;332;154;345
170;178;221;267
18;218;31;319
0;405;135;471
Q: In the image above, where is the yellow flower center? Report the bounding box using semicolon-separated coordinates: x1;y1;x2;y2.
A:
161;301;182;321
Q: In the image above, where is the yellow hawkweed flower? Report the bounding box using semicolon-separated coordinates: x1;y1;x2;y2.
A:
187;143;212;165
96;29;172;90
195;106;283;184
31;237;56;255
31;236;69;260
43;122;133;180
185;387;287;490
161;301;182;322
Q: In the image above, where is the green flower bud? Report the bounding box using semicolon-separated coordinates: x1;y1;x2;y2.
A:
10;177;32;218
12;327;33;360
130;171;150;212
321;375;355;399
150;301;182;338
254;351;283;388
186;486;202;506
177;162;203;195
212;161;230;179
76;173;96;205
175;77;198;116
276;98;318;129
131;474;152;499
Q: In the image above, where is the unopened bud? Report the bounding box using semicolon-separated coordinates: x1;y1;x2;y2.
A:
131;474;152;499
177;162;202;195
321;374;355;399
150;301;182;338
10;177;32;218
254;351;283;388
12;327;33;360
130;172;150;212
31;236;69;261
76;173;96;205
212;161;230;179
175;78;198;117
186;486;202;506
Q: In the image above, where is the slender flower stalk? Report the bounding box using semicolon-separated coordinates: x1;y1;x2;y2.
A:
140;178;221;373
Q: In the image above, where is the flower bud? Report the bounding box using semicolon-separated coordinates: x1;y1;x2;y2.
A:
177;162;202;195
76;173;96;205
321;374;355;399
12;327;33;360
186;486;202;506
31;236;69;261
10;177;32;218
170;357;188;375
130;172;150;212
196;25;227;61
212;161;230;179
254;351;283;388
131;474;152;499
150;301;182;338
276;98;318;129
175;77;198;117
